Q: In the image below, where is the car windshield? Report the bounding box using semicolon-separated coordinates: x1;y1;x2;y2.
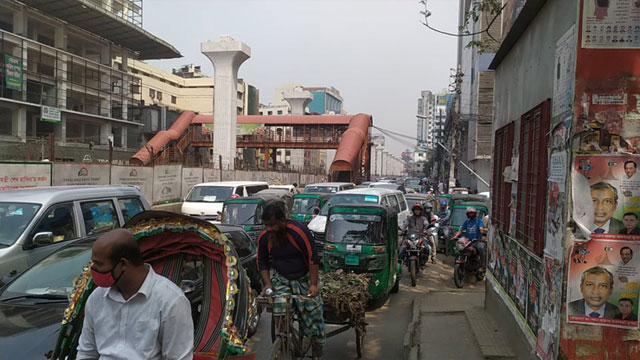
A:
370;183;400;190
186;186;233;202
223;203;261;225
0;202;42;246
319;194;379;215
305;185;338;194
326;214;383;244
2;245;91;298
405;179;420;185
292;197;321;214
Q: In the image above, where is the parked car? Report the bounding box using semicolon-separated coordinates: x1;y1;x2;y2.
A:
269;184;299;194
303;182;355;194
181;181;269;222
307;188;409;259
0;186;149;280
0;220;266;359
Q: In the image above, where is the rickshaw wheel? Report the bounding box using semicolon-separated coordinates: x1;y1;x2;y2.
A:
248;289;261;337
270;336;285;360
356;327;365;358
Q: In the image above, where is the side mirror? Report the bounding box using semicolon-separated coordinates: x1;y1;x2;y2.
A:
32;232;53;247
313;207;320;215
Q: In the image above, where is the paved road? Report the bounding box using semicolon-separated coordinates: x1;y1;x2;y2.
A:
246;254;485;359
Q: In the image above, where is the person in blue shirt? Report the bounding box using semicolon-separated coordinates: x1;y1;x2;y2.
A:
452;207;486;269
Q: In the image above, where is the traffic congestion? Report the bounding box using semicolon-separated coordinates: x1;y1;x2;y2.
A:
0;179;489;359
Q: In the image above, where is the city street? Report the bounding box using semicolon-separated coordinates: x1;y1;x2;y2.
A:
247;254;486;359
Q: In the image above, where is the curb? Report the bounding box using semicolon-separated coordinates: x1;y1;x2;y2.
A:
403;298;421;360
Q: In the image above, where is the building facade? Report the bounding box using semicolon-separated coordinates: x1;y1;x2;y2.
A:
417;90;434;148
118;59;258;116
487;0;640;358
0;0;180;162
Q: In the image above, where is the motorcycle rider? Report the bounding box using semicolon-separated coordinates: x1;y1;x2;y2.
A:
452;207;486;270
436;200;451;251
422;202;437;263
401;203;434;265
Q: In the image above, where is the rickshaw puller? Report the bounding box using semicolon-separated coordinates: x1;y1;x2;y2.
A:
257;203;325;360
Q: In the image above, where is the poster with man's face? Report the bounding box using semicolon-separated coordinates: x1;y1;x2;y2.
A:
567;234;639;329
573;155;640;238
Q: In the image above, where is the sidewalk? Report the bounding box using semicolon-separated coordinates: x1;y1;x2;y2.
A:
405;255;516;360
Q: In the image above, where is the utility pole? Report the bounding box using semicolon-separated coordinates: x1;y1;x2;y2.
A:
448;65;463;190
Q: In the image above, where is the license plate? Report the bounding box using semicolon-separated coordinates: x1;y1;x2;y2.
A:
345;254;360;265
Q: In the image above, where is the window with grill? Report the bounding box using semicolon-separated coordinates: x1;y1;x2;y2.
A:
515;100;550;255
491;122;514;232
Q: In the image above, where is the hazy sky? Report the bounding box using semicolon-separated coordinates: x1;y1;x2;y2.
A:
144;0;460;156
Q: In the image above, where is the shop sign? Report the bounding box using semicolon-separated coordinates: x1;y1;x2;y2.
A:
41;106;61;123
4;55;22;91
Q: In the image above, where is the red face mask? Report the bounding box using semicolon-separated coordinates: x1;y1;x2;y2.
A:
90;261;125;288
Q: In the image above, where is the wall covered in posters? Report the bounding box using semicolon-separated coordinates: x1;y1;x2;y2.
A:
488;232;543;338
559;1;640;358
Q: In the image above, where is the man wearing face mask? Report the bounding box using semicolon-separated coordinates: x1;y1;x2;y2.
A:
77;228;194;360
452;207;486;270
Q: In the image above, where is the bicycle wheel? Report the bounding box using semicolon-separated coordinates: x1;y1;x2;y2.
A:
271;336;285;360
356;327;365;358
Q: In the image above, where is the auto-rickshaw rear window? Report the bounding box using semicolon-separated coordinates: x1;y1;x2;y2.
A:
292;197;321;214
326;214;383;244
223;203;261;225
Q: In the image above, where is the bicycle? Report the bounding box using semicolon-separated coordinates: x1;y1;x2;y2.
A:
257;291;319;360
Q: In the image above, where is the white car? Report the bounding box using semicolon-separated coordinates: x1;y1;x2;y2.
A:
181;181;269;222
307;188;410;256
269;184;299;194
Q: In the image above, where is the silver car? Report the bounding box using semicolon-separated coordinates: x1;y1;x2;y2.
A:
0;186;150;280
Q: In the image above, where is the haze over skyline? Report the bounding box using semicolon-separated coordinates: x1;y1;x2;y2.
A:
144;0;460;156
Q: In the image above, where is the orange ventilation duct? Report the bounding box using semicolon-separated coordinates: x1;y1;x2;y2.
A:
330;113;372;177
129;111;197;165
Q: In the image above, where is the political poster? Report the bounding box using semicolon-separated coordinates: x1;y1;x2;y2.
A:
567;234;640;329
110;166;153;203
52;163;109;186
581;0;640;49
0;162;51;191
152;165;181;204
552;25;576;118
572;154;640;239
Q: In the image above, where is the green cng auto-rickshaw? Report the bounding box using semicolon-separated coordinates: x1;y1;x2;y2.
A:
291;193;332;224
323;204;401;307
447;200;489;255
221;191;292;242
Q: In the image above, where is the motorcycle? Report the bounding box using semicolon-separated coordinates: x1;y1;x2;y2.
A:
402;232;430;286
453;237;485;288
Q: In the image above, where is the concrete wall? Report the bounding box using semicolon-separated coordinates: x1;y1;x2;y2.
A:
493;0;577;132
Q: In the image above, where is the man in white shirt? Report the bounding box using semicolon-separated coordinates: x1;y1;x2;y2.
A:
77;228;194;360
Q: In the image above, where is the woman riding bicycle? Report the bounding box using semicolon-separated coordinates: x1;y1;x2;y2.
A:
257;202;325;359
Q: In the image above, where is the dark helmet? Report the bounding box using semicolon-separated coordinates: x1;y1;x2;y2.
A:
423;202;433;212
440;200;447;206
412;203;424;212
